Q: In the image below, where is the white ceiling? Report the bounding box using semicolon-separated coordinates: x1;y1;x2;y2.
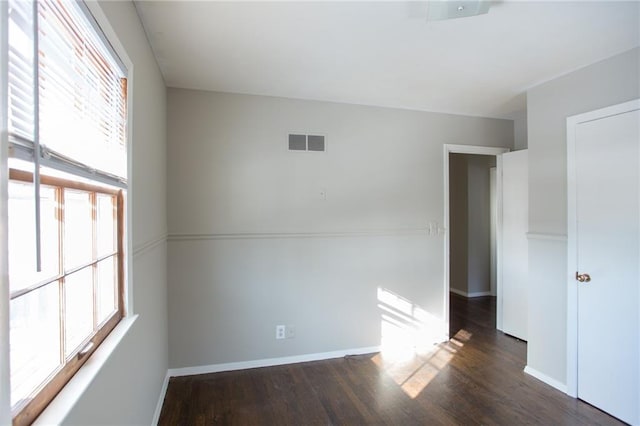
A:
134;1;640;119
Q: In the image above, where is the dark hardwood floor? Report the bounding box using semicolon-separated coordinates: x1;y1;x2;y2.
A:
158;294;622;425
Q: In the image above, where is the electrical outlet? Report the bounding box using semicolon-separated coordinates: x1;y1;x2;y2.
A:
276;325;285;340
286;325;295;339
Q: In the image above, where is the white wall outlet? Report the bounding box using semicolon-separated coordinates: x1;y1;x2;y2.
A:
286;325;295;339
276;325;285;340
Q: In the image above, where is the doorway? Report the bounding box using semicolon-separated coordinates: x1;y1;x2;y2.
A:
443;145;509;339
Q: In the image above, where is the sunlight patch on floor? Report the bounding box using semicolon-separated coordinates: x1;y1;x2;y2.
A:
372;340;462;399
374;287;473;399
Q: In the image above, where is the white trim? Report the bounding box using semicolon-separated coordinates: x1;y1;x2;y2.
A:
489;167;498;297
443;144;510;157
443;144;510;338
34;316;138;425
469;291;493;298
495;153;504;331
566;98;640;398
567;110;578;397
152;372;171;426
168;229;430;242
450;288;493;298
524;366;568;393
449;288;467;297
526;232;567;242
167;346;381;378
133;233;167;258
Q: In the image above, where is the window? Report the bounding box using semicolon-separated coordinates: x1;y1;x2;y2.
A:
5;0;128;424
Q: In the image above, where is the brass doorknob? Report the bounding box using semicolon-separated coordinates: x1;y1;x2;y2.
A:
576;272;591;283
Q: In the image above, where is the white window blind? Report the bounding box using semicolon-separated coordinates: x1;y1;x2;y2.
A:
7;0;35;142
8;0;127;186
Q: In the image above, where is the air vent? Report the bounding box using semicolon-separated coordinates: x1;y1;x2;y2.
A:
307;135;325;151
288;134;326;152
288;134;306;151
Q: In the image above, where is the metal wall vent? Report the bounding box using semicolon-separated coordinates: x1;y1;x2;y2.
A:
288;134;325;152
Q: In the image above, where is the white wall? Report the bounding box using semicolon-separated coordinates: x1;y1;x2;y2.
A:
526;47;639;386
57;2;169;424
167;89;513;368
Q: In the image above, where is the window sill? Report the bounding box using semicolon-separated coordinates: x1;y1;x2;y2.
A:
33;315;138;425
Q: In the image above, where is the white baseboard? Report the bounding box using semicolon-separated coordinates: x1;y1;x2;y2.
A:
151;372;170;426
450;288;493;298
167;346;381;378
524;365;568;393
153;346;380;423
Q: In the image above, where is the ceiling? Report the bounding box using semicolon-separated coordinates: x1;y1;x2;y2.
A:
134;1;640;119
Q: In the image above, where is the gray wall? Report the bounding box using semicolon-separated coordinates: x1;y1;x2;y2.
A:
526;47;639;385
60;2;169;424
449;154;468;295
449;154;496;296
512;109;528;151
167;89;513;368
467;155;496;295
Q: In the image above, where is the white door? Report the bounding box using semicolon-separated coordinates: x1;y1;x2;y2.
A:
569;102;639;425
490;167;497;297
500;150;528;340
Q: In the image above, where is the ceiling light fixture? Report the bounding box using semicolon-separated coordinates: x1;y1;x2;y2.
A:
427;1;491;21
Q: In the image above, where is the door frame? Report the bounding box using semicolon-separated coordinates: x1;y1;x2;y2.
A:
443;144;510;339
566;98;640;397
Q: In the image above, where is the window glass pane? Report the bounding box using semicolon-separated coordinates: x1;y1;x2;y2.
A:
96;194;115;257
64;190;92;268
96;256;117;324
64;268;93;356
10;283;61;408
8;181;59;293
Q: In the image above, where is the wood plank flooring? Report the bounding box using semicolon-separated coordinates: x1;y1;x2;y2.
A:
158;294;622;425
